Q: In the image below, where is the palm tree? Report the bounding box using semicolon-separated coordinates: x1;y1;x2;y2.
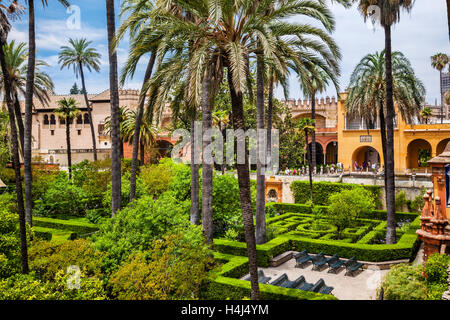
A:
357;0;415;244
297;63;338;170
23;0;69;230
431;53;449;124
106;0;122;216
103;105;130;159
0;0;28;274
146;0;343;299
297;118;316;204
115;0;158;202
347;50;425;243
121;108;159;165
58;38;101;160
54;98;81;180
0;40;54;152
212;109;229;174
421;107;432;124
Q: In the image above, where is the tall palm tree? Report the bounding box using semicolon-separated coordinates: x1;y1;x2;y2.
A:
106;0;122;216
121;108;159;165
357;0;415;244
54;97;81;180
431;53;449;124
146;0;343;299
0;0;28;274
115;0;158;201
212;109;229;174
0;40;54;152
103;105;130;159
58;38;101;160
297;63;338;170
297;118;316;203
347;50;425;243
23;0;69;229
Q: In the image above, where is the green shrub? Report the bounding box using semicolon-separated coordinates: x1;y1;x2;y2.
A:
36;172;88;217
28;239;105;281
0;271;107;300
424;253;450;284
103;171;147;210
72;159;112;200
92;193;192;271
0;208;32;278
378;264;427;300
108;231;213;300
291;181;381;207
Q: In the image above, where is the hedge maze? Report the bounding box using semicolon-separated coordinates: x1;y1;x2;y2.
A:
209;202;421;300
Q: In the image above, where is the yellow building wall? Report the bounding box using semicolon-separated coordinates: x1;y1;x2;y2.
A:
337;92;450;172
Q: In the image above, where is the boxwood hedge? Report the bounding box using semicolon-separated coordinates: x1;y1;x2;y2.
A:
290;181;382;207
202;252;337;300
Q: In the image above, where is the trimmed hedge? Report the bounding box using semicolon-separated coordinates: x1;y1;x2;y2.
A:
266;202;418;222
33;217;99;235
202;252;337;300
214;212;421;265
291;181;382;207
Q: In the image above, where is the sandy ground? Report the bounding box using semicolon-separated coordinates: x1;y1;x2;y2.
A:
241;257;390;300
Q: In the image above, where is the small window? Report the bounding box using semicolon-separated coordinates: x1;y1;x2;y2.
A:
76;115;83;124
59;117;65;125
104;142;108;146
43;114;49;125
50;130;54;136
84;113;90;124
77;129;81;135
50;114;56;125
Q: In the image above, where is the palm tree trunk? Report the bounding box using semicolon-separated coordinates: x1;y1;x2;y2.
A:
447;0;450;42
24;0;35;227
227;64;260;300
256;54;266;245
130;51;156;201
379;101;389;212
266;74;273;172
306;130;313;204
140;141;145;165
384;24;397;244
311;93;317;169
66;121;72;180
440;70;444;124
13;92;25;152
190;112;200;225
201;66;213;244
79;62;98;161
0;42;29;274
106;0;122;215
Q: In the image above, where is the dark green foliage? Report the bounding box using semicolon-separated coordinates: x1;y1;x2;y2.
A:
0;208;32;278
291;181;382;207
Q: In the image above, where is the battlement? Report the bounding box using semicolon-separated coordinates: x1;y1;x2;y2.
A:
281;96;337;110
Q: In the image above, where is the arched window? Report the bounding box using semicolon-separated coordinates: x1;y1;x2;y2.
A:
76;114;83;124
50;114;56;125
59;117;65;125
84;113;90;124
43;114;49;125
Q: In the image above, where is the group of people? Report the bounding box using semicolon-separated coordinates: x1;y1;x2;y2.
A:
282;163;343;176
353;160;379;172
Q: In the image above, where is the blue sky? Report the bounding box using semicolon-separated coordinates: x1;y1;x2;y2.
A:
7;0;450;104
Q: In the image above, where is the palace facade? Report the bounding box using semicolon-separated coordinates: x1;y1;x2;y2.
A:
21;89;450;173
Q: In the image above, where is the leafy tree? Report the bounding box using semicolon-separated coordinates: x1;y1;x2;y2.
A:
327;188;375;238
420;106;433;124
69;82;80;94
